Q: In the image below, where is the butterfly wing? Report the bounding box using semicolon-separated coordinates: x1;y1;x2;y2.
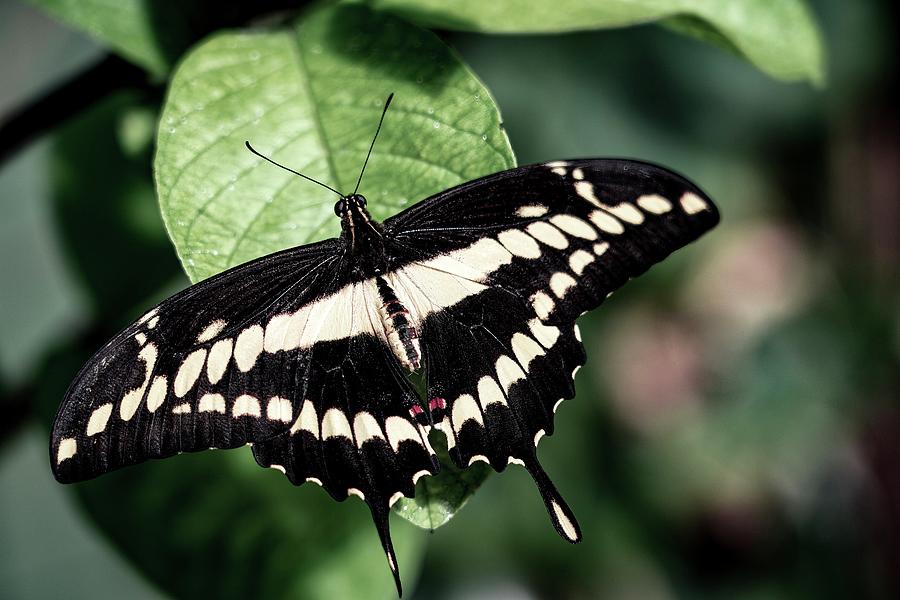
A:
51;239;350;483
251;332;438;593
384;158;719;540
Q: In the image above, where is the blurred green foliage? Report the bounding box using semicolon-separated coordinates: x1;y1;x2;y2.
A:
1;0;898;599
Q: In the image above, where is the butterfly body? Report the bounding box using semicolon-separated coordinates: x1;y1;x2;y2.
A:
51;155;719;595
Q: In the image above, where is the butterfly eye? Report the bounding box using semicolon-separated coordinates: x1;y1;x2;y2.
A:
358;196;367;207
334;199;346;216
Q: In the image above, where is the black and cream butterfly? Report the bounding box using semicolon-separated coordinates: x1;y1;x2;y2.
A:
51;95;718;595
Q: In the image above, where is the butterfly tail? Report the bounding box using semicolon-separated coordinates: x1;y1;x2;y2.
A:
368;498;403;597
523;455;582;543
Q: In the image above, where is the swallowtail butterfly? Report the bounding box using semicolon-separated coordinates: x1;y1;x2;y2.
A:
51;95;719;595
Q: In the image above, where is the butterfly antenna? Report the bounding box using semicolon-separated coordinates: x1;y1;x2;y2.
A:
353;93;394;195
244;141;343;197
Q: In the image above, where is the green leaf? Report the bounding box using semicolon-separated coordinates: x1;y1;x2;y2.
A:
394;432;491;530
155;2;513;528
372;0;826;85
155;3;514;283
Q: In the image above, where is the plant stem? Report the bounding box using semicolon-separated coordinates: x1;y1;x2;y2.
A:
0;54;151;167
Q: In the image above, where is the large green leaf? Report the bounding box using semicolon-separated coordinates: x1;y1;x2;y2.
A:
155;3;514;283
155;3;514;528
372;0;826;84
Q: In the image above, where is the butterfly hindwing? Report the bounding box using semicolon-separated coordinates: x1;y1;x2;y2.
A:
51;241;348;483
252;333;439;592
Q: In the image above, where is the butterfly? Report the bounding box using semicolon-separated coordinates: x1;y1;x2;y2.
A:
50;94;719;595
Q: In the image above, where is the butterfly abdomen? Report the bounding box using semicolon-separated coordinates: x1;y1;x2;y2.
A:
376;276;421;371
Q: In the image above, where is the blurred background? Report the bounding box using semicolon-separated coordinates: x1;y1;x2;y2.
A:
1;0;898;598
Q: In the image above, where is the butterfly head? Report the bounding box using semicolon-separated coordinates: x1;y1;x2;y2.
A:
334;193;368;217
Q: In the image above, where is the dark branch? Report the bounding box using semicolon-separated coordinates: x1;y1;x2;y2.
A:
0;54;151;167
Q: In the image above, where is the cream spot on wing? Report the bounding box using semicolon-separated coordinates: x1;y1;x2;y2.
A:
572;168;584;180
137;308;158;325
680;191;709;214
174;348;206;398
270;464;286;474
530;291;555;320
290;399;319;437
589;210;624;234
196;319;226;343
637;194;672;214
389;492;405;507
134;332;146;345
550;272;577;298
234;325;264;372
432;237;514;281
497;229;542;259
146;375;168;412
468;455;490;466
534;429;546;446
552;501;579;541
574;180;601;206
348;488;365;501
199;393;226;413
527;221;568;249
546;161;568;168
263;313;291;353
384;416;420;452
550;214;597;240
512;332;545;369
508;457;526;466
553;398;565;413
606;203;644;224
478;375;508;408
266;397;292;422
412;470;432;484
572;365;582;378
516;204;549;218
573;324;582;342
120;343;157;421
305;477;323;486
452;393;484;429
173;403;191;414
206;338;233;384
568;250;595;275
86;403;113;436
528;318;560;348
233;394;261;417
321;408;352;439
495;357;526;394
593;242;610;255
353;412;385;445
147;316;159;329
57;438;77;464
